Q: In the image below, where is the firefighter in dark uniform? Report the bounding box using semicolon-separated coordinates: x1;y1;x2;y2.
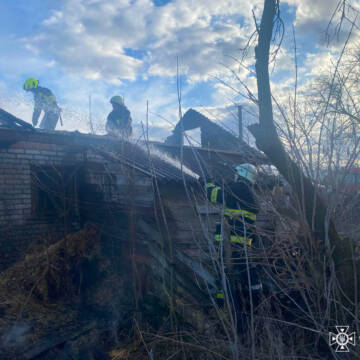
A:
206;163;261;307
23;78;61;130
106;95;132;137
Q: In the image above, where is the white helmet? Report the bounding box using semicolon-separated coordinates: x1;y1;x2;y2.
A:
235;163;257;183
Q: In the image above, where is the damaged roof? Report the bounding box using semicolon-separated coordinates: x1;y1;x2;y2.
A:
165;109;253;152
0;127;199;183
0;108;35;131
90;140;200;182
0;107;267;183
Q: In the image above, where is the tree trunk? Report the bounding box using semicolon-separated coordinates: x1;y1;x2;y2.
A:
248;0;355;301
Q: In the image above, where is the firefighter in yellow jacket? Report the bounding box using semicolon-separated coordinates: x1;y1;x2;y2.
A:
206;163;261;299
23;78;61;130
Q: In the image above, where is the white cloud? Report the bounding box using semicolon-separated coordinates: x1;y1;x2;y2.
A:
5;0;360;143
287;0;339;27
25;0;263;83
42;10;63;26
302;51;336;77
285;0;360;45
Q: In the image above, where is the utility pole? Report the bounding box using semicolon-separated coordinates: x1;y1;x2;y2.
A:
89;94;94;134
238;105;243;141
146;100;149;142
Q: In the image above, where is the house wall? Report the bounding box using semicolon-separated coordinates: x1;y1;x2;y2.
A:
0;141;80;270
0;140;154;271
143;183;219;305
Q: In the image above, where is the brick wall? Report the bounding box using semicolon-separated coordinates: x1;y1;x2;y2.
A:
0;141;81;270
0;140;155;271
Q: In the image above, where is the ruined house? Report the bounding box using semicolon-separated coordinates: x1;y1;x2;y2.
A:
0;108;271;358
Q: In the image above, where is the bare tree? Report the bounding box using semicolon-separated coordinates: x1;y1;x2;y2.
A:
248;0;356;305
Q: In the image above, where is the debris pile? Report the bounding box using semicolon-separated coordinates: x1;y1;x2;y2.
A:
0;224;135;359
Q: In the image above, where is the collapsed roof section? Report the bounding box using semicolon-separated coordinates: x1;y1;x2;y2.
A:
162;109;267;180
165;109;250;152
0;108;35;131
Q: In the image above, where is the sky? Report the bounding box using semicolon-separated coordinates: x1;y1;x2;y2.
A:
0;0;359;143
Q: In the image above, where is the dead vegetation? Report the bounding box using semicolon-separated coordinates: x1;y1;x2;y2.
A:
0;223;101;306
0;224;127;359
1;1;360;359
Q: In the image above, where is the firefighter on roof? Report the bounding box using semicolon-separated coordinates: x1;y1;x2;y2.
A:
23;78;61;130
106;95;132;138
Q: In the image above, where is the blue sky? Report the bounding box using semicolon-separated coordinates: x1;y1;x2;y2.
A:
0;0;357;142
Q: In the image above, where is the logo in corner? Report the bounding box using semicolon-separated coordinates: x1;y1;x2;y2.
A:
329;326;356;352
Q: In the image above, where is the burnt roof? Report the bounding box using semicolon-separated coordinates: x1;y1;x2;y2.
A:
154;142;267;182
0;107;268;183
0;127;199;182
90;141;199;182
165;109;252;152
0;108;35;131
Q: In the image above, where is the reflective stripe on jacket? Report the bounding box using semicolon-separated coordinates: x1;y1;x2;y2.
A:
205;183;221;204
224;208;257;221
230;235;253;245
216;292;224;299
215;233;253;245
214;234;223;242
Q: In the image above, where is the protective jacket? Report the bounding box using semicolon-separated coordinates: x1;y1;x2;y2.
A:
106;105;132;137
207;178;262;307
206;180;258;244
32;86;60;130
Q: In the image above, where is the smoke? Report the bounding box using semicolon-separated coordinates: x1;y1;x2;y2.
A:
145;143;200;179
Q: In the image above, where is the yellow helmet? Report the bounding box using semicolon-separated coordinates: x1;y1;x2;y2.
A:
23;78;39;91
110;95;124;105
